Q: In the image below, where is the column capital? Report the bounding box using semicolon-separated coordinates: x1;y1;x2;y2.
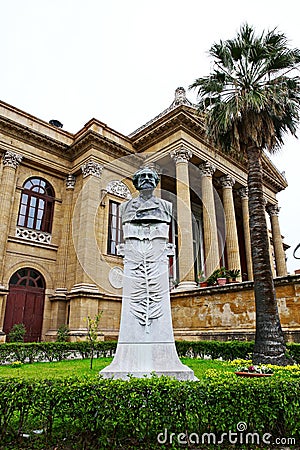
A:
81;160;103;178
199;161;216;177
170;147;192;164
238;186;248;198
2;151;23;169
266;203;280;216
219;175;235;188
66;174;76;190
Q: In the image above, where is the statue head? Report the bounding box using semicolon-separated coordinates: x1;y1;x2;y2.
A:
132;167;159;191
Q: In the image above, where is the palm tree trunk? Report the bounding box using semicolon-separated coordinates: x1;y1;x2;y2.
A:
247;146;291;365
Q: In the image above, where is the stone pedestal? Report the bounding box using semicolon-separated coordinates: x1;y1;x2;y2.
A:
100;222;196;380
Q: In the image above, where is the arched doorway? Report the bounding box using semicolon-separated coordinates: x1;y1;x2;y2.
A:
3;268;45;342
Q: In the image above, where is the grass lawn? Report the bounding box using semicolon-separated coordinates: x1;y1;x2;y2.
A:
0;357;299;380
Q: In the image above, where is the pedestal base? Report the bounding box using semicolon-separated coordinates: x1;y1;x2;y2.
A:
100;342;197;380
176;281;198;290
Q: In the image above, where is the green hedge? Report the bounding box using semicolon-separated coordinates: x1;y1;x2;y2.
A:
0;340;299;365
0;376;299;449
0;341;117;364
175;340;255;360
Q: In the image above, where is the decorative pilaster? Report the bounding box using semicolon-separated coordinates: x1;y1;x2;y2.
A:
55;174;76;292
199;161;219;276
219;175;241;278
68;163;103;339
170;147;196;288
266;203;287;277
73;162;103;287
238;187;253;280
0;151;23;284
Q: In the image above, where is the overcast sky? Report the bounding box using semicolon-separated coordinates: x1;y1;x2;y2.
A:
1;0;300;272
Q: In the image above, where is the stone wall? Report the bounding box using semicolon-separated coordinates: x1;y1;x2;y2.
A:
170;275;300;342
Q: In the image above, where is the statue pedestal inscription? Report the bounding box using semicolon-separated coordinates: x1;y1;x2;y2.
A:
100;168;196;380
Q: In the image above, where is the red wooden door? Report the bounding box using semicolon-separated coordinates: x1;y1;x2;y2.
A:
3;269;45;342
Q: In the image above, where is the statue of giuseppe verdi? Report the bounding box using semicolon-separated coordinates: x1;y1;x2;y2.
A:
120;166;172;226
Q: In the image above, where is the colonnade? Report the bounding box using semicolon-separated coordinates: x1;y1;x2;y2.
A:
168;147;287;286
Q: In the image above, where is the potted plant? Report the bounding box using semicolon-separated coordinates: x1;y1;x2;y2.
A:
226;269;241;283
207;269;220;286
235;364;273;377
217;267;227;286
197;271;208;287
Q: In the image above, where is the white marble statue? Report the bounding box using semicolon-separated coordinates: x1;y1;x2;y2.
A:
100;167;196;380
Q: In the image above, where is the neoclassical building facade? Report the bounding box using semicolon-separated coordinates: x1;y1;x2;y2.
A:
0;88;296;342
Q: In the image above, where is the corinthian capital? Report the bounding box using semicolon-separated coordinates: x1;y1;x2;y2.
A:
198;161;216;177
2;151;23;169
238;187;248;198
170;147;192;164
219;174;235;188
66;174;76;189
266;203;280;216
81;160;103;178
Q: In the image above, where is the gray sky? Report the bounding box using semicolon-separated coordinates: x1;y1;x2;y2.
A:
1;0;300;272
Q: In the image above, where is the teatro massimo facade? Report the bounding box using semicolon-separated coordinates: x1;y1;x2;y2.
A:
0;87;299;343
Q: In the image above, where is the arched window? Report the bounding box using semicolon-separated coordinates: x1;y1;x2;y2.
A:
17;177;55;233
10;268;45;288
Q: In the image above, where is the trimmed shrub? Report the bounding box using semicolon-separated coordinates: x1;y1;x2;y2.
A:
0;376;299;449
7;323;26;343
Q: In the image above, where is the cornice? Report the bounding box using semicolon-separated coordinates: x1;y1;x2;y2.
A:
0;115;71;159
68;130;138;161
130;106;207;152
261;153;288;193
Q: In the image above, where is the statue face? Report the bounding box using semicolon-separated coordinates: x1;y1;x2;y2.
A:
135;169;157;191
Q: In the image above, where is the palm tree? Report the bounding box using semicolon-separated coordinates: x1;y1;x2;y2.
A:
190;24;300;365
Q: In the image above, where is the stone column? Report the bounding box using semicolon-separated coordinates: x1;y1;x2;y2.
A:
170;147;196;289
266;203;287;277
55;174;76;292
199;161;219;277
49;175;76;335
238;187;253;280
68;160;103;340
0;151;22;339
72;161;103;290
219;175;241;277
0;151;23;284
